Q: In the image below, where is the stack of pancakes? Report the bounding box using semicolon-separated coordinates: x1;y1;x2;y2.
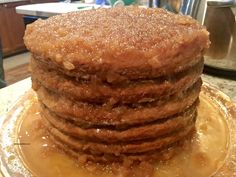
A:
24;7;209;163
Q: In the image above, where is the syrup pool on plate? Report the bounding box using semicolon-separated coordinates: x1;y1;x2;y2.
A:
16;92;229;177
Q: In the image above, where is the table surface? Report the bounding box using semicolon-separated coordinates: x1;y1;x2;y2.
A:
0;75;236;117
0;78;31;117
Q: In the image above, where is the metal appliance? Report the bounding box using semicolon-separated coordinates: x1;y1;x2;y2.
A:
151;0;236;78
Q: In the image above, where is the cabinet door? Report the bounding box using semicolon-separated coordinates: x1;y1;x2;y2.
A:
0;1;29;57
0;5;12;56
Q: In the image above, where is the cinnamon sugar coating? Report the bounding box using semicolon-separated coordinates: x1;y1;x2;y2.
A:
24;7;209;82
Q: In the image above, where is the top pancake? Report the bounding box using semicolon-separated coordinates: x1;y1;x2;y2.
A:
24;7;209;82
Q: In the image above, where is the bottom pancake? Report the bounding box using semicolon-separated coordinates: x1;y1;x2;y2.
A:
50;134;184;163
41;103;197;143
44;117;195;155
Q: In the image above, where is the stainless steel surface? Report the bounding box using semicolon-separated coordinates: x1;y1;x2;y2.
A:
207;0;236;7
155;0;236;74
203;2;236;72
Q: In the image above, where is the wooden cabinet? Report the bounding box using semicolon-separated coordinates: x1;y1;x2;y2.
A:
0;1;30;57
0;0;59;57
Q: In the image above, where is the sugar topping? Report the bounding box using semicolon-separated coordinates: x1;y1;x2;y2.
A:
24;7;209;70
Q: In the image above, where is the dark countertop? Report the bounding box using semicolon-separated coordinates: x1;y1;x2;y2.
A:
202;74;236;102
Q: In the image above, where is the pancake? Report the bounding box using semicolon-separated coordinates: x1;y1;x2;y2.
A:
41;104;197;143
36;79;201;127
44;118;195;155
24;6;210;165
24;7;209;84
50;134;183;163
31;57;203;104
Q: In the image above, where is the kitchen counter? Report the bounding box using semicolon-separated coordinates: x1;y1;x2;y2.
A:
0;75;236;117
16;2;109;17
202;75;236;102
